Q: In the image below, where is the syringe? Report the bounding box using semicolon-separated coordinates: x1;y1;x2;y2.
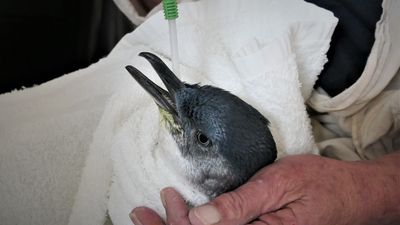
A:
162;0;180;77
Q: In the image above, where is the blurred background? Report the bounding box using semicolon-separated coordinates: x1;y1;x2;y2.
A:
0;0;134;94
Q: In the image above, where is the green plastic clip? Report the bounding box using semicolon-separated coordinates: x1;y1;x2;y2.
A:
162;0;179;20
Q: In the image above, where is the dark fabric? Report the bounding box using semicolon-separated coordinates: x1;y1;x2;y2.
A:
0;0;134;94
305;0;383;97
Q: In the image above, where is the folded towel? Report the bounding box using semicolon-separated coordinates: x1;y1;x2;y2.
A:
0;0;337;225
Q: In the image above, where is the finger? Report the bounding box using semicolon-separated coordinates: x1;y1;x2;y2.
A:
258;207;297;225
188;175;284;225
257;213;284;225
130;207;165;225
248;220;271;225
161;187;192;225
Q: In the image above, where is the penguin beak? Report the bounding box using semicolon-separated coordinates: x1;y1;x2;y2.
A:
125;52;184;119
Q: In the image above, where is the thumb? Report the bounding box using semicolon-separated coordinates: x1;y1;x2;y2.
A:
188;177;282;225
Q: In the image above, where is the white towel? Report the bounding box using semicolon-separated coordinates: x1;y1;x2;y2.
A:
0;0;337;225
0;55;130;225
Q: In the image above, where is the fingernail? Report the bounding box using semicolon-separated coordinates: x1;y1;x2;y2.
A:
192;205;221;225
129;210;143;225
160;189;167;208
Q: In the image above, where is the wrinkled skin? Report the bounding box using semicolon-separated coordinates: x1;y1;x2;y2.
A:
130;153;400;225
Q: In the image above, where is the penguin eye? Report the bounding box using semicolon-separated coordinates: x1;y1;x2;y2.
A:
196;131;211;146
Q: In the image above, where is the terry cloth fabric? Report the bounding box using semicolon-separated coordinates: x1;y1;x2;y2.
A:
0;55;130;224
0;0;337;225
309;0;400;161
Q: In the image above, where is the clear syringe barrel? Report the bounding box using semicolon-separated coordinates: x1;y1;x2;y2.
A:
168;19;180;77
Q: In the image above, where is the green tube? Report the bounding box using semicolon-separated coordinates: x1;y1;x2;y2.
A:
162;0;179;20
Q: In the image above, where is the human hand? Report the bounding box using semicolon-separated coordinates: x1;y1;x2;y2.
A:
130;187;191;225
131;154;398;225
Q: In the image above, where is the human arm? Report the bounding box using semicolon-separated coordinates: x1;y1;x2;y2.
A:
131;152;400;225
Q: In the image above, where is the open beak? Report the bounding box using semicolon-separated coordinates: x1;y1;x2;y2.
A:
125;52;184;119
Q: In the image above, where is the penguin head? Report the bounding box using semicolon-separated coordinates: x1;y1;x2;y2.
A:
126;52;276;199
